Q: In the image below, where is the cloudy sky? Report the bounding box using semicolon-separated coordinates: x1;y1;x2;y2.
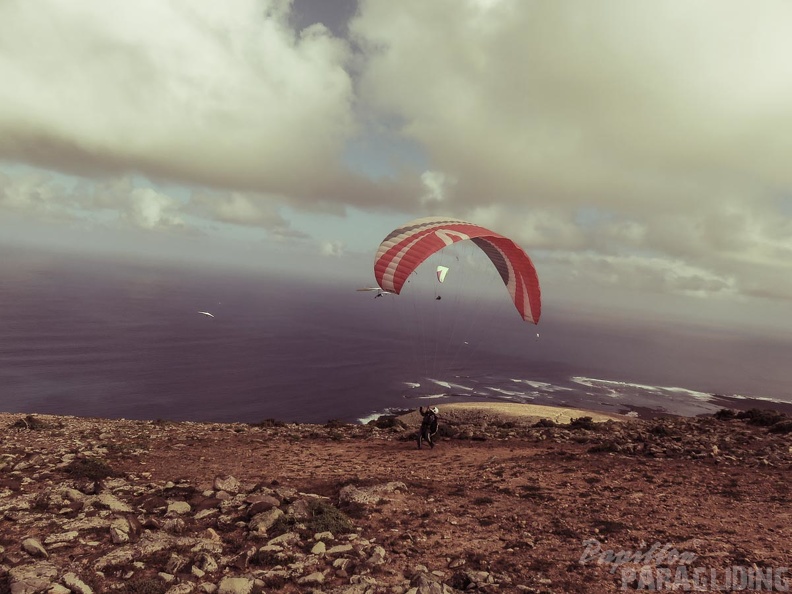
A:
2;0;792;331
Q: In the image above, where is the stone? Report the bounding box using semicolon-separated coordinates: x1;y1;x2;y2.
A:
213;475;241;495
22;538;48;559
297;571;325;586
62;572;93;594
8;561;58;594
94;493;133;513
217;577;254;594
167;501;192;515
249;507;283;534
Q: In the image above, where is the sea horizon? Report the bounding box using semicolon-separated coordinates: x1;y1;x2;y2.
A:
2;247;791;425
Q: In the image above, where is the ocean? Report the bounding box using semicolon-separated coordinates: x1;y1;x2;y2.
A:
2;247;791;424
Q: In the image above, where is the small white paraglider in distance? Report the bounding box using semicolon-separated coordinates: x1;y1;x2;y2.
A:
198;311;215;318
356;287;393;298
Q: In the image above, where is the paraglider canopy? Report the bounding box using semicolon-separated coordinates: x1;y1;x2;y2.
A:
373;216;541;324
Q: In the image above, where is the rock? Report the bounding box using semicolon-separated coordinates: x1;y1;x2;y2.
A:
94;493;133;513
267;531;300;546
286;498;311;520
166;584;196;594
339;482;408;506
8;561;58;594
273;487;298;502
213;475;241;494
297;571;325;585
249;507;283;534
166;552;190;574
311;541;326;555
246;495;280;516
43;532;79;546
326;544;354;556
167;501;192;515
196;552;219;573
366;545;387;566
62;572;93;594
110;517;131;544
21;538;48;559
217;576;254;594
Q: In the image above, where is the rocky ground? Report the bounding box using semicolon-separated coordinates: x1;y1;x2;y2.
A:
0;404;790;594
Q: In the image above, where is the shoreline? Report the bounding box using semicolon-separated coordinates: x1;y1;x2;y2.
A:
394;401;630;426
4;391;792;429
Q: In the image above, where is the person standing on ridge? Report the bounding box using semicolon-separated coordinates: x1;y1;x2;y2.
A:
417;406;439;449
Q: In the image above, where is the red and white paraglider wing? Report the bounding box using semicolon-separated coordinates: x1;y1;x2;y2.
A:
373;216;541;324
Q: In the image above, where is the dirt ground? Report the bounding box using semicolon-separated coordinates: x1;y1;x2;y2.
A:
1;404;790;593
132;409;791;593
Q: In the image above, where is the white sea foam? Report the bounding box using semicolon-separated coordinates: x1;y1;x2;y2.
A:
404;382;421;389
510;378;571;391
417;393;447;400
571;376;714;402
728;393;789;404
356;407;411;425
489;387;532;398
426;378;473;392
357;412;385;425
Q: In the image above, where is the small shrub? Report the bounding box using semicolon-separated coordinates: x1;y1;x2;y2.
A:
588;441;621;453
534;418;557;428
492;420;519;429
119;577;167;594
594;519;629;535
448;572;474;590
63;458;118;481
714;408;737;420
305;500;354;535
569;417;596;430
736;408;786;427
650;423;674;436
769;420;792;434
9;415;50;430
256;547;296;567
324;419;349;429
269;513;298;535
261;574;288;589
369;415;406;430
251;418;285;428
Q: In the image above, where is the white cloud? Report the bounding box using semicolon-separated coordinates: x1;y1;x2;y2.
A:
0;171;66;216
320;240;346;257
420;170;455;208
0;0;363;199
551;252;738;299
348;0;792;301
4;0;792;311
124;188;183;230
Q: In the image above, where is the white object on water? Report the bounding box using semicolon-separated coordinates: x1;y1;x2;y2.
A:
198;311;215;318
